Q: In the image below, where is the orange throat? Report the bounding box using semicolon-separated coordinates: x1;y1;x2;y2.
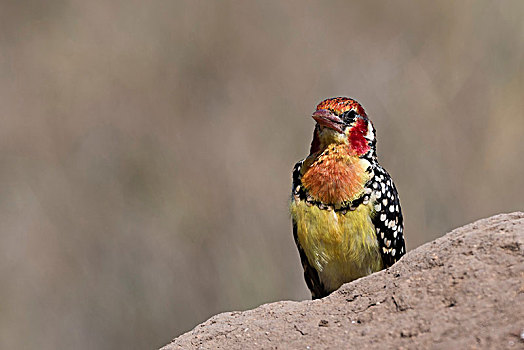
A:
301;145;369;205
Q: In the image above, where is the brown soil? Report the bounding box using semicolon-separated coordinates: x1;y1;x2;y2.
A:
161;212;524;350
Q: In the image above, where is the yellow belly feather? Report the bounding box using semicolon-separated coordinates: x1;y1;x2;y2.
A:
290;200;382;293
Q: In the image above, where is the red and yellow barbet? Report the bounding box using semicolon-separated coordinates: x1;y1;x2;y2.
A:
290;97;406;299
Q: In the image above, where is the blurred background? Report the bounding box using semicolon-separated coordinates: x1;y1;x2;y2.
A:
1;1;523;349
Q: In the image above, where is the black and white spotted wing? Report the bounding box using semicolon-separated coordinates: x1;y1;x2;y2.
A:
370;165;406;267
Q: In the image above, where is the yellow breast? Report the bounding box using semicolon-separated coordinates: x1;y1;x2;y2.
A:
290;200;382;293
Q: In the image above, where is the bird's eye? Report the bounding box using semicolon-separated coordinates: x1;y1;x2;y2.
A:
341;110;357;123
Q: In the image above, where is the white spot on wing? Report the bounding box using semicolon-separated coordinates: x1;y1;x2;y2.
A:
365;120;374;140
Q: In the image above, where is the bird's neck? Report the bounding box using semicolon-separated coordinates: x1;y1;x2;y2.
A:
301;144;370;206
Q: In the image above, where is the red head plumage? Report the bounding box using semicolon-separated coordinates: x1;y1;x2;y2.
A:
310;97;372;156
316;97;367;118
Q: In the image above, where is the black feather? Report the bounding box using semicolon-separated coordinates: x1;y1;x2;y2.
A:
370;165;406;267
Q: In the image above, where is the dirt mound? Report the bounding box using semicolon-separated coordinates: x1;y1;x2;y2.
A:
161;212;524;349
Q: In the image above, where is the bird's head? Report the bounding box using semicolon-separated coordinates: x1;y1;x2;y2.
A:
309;97;375;157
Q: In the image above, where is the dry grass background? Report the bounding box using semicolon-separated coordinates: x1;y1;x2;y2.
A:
0;1;522;349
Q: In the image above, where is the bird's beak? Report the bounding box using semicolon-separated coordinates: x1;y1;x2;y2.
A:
312;109;345;133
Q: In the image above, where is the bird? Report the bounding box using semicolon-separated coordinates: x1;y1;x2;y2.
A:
290;97;405;299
